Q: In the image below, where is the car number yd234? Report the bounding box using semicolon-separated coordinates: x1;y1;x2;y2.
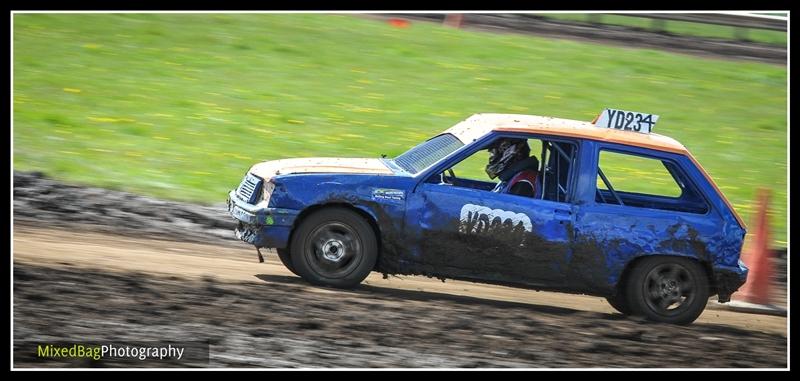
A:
594;108;659;134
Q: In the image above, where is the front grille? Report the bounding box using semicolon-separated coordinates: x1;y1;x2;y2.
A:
236;173;263;204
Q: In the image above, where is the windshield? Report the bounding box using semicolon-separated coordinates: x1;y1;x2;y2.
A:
394;133;464;175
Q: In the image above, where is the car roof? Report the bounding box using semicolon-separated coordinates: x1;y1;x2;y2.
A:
447;113;689;154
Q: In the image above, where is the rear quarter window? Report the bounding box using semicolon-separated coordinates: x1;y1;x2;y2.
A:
596;149;709;214
596;151;682;197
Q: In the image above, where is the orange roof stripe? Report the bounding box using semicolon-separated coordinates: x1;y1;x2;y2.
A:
497;125;688;154
454;113;688;154
447;114;688;154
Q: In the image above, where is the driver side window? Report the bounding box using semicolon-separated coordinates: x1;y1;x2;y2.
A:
428;137;544;195
426;136;576;203
449;147;493;183
427;145;497;192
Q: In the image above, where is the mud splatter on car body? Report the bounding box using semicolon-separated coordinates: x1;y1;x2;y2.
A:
227;113;748;301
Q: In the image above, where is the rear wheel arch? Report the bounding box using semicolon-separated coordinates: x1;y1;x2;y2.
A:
699;260;718;296
616;254;713;292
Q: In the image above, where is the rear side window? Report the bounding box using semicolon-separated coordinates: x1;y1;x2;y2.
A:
596;150;708;214
596;151;682;197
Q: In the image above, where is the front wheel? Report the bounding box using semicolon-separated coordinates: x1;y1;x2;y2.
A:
276;249;298;276
625;256;709;325
290;207;378;288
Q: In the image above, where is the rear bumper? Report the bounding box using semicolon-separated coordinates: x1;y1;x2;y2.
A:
227;190;299;248
713;260;749;303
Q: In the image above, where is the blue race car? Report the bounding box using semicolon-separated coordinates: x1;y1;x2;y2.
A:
227;111;748;324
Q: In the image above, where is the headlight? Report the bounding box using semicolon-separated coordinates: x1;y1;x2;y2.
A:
262;180;275;206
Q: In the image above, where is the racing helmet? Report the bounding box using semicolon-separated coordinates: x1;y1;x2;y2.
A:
485;138;531;180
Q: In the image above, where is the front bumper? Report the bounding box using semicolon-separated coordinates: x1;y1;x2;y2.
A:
227;190;300;248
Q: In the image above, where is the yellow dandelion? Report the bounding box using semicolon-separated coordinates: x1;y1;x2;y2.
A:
88;117;119;123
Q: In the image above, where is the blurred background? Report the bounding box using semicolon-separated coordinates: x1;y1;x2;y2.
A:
13;12;787;248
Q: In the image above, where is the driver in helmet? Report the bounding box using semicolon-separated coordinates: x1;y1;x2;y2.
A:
485;138;540;198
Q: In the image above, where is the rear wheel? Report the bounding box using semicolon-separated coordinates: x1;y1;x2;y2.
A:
605;293;632;315
626;256;709;325
276;249;298;276
290;207;378;288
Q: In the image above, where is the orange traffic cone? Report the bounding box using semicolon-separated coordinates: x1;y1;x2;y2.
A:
388;18;410;28
733;188;773;305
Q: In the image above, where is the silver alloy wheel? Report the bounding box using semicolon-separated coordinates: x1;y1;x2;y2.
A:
642;262;696;317
304;221;362;279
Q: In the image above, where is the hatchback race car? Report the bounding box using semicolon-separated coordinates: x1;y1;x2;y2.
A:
227;110;748;325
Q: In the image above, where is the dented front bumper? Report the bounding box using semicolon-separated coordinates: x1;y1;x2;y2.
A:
227;190;299;248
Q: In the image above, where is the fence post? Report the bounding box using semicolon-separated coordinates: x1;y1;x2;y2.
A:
443;14;464;28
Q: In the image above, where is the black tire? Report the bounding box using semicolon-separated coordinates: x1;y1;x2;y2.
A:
625;256;709;325
290;207;378;288
276;248;298;276
606;293;633;315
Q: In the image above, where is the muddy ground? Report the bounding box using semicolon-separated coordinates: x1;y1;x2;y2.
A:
13;171;235;245
12;260;787;368
12;171;789;368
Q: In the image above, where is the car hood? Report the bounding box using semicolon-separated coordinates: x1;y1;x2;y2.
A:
250;157;393;179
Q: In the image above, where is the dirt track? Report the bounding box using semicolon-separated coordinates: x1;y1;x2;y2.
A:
13;227;787;368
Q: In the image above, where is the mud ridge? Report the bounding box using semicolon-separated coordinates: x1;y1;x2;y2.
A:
13;263;787;368
13;171;237;245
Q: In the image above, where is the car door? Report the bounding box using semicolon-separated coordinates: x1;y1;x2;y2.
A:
404;134;576;286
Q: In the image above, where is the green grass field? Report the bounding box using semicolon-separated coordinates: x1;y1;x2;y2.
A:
540;13;788;46
13;14;787;245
